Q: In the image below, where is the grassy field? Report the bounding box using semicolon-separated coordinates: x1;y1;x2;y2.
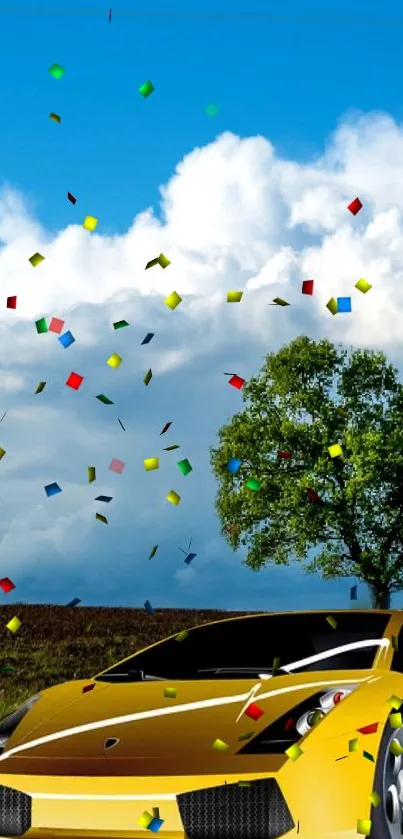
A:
0;604;256;719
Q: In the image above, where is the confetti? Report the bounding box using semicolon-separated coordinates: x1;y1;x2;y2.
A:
278;450;291;459
49;317;64;334
349;738;359;752
66;372;83;390
337;297;351;313
164;687;177;699
212;739;229;751
95;513;108;524
49;113;61;123
0;448;6;460
113;320;129;330
148;545;158;560
227;457;242;473
7;616;21;633
45;482;62;497
96;394;114;404
369;791;380;807
306;487;321;503
355;278;372;293
389;739;403;756
175;630;188;642
205;103;219;117
144;458;159;471
389;712;402;729
246;478;261;491
0;577;15;594
144;600;154;615
83;216;98;232
326;297;338;315
363;750;374;762
166;490;181;506
82;683;95;693
164;291;182;310
88;466;96;483
387;695;402;709
144;369;153;386
392;635;399;651
160;421;172;435
227;291;243;302
271;297;290;306
67;192;77;205
107;353;122;369
138;812;153;829
350;585;358;600
285;743;303;761
141;332;155;345
238;732;254;741
95;495;112;503
148;819;164;832
357;723;378;735
66;598;81;607
184;552;196;565
109;8;112;22
302;280;314;295
109;458;126;474
244;703;264;721
139;80;155;98
177;458;192;476
35;317;48;334
59;331;76;348
328;443;343;458
357;820;371;836
118;418;126;431
48;63;65;79
6;296;16;309
145;253;170;269
228;374;245;390
348;197;362;215
326;615;337;629
29;253;45;267
164;444;179;451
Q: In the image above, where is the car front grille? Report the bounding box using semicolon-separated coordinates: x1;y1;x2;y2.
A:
177;777;294;839
0;785;32;836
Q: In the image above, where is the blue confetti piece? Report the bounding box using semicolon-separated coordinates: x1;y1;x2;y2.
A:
148;818;164;833
336;297;351;313
66;598;81;607
227;457;242;474
141;333;155;345
45;482;62;497
144;599;154;615
95;495;113;503
350;585;357;600
59;330;75;348
184;553;197;565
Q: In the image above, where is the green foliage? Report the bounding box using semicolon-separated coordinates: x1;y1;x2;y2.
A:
210;336;403;606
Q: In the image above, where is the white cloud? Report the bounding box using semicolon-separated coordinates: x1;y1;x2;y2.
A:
1;111;403;606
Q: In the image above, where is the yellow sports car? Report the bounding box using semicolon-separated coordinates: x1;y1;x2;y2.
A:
1;609;403;839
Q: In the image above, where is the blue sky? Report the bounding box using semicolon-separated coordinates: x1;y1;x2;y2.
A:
1;1;403;613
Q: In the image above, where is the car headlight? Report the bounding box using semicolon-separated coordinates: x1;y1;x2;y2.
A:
238;686;357;755
0;694;41;754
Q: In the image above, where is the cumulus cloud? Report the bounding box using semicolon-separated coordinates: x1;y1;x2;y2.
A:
1;110;403;608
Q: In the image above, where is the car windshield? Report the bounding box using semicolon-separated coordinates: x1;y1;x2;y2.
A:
95;612;391;682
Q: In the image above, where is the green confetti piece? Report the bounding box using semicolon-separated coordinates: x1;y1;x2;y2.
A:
148;545;158;560
35;381;46;394
272;657;281;672
152;808;160;820
392;635;399;652
326;615;337;629
49;112;61;123
96;394;114;405
238;732;254;741
175;630;189;642
95;513;108;524
48;63;65;79
164;687;177;699
205;103;219;117
363;750;374;762
164;444;180;451
88;466;96;483
237;781;251;787
113;320;129;330
144;369;152;386
246;478;261;491
272;297;289;306
35;317;48;334
0;448;6;460
177;458;192;476
139;80;154;98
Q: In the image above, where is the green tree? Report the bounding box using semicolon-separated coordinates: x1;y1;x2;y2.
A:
210;336;403;609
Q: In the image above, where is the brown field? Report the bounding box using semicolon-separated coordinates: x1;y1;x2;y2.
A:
0;604;258;718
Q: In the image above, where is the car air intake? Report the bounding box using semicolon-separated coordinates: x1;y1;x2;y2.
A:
177;777;294;839
0;786;32;836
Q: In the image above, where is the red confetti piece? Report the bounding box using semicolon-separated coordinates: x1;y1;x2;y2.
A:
160;421;172;435
244;703;264;721
278;451;291;459
0;577;15;593
66;372;84;390
284;717;295;731
82;683;95;693
306;487;321;503
357;722;379;735
6;296;17;309
67;192;77;205
347;197;362;216
49;317;65;334
229;374;245;390
302;280;314;295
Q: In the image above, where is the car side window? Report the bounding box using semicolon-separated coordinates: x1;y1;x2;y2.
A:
391;627;403;673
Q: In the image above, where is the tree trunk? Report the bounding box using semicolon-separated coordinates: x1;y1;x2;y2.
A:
369;585;391;609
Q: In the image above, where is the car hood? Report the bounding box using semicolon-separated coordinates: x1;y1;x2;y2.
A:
0;672;371;775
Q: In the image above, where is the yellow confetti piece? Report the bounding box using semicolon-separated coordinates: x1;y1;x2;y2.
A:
0;448;6;460
326;615;337;629
49;112;61;123
107;353;122;369
355;278;372;294
95;513;108;524
143;458;159;471
164;687;177;699
6;616;21;633
175;630;189;642
158;253;171;268
389;712;402;729
212;738;229;751
388;695;403;709
138;811;153;829
29;252;45;267
349;738;359;752
164;291;182;310
88;466;96;483
369;791;380;807
83;215;98;232
166;490;181;506
328;443;343;458
389;739;403;757
326;297;338;315
357;819;371;836
227;291;243;302
285;743;303;761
